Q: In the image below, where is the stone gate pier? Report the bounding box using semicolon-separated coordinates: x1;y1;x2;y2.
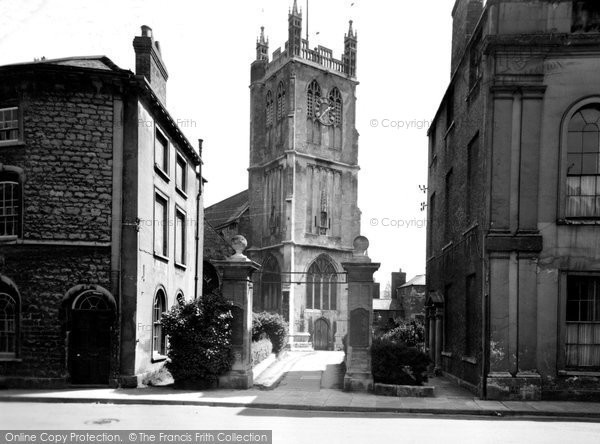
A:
214;235;259;389
342;236;380;392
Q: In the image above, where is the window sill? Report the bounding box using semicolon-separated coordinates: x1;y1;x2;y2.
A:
0;357;21;362
175;262;187;271
558;218;600;225
154;165;170;183
0;140;25;148
152;353;167;363
462;356;477;365
559;370;600;377
176;187;188;199
153;252;169;263
441;351;453;358
0;235;19;244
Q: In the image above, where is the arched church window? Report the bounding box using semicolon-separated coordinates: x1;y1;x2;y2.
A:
566;104;600;217
276;82;286;122
329;87;342;127
307;80;321;119
328;88;343;149
266;90;274;127
306;255;338;311
261;255;281;312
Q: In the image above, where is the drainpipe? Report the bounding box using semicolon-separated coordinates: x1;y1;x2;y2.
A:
194;139;204;300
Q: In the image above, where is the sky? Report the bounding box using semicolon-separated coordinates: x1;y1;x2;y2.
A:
0;0;453;286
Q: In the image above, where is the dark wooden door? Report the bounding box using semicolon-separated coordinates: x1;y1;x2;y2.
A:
314;318;330;351
69;310;112;385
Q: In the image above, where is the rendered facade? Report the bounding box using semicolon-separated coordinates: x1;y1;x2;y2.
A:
426;0;600;400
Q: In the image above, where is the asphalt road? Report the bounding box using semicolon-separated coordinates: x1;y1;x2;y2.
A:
1;402;599;444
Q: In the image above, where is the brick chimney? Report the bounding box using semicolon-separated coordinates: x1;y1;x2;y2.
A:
133;25;169;105
391;268;407;299
451;0;483;73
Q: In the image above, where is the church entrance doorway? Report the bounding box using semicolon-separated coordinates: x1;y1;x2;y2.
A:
313;317;331;350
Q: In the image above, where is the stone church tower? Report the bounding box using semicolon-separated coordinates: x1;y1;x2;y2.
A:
247;2;361;350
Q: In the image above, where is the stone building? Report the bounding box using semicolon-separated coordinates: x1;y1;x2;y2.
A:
397;275;426;321
426;0;600;400
0;26;204;387
206;1;361;350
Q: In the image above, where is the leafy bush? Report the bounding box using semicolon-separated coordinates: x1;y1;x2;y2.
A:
251;338;273;367
378;319;426;349
252;312;288;353
161;291;235;387
371;338;431;386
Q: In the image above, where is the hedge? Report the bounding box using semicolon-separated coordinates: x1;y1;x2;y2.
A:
161;291;234;387
252;312;288;353
371;338;431;386
251;338;273;367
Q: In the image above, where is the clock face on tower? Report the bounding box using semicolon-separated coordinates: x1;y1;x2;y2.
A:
315;97;336;126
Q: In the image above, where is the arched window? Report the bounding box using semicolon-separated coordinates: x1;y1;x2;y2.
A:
73;292;110;310
0;170;22;238
566;104;600;218
329;88;343;150
307;80;321;119
276;82;286;122
153;289;167;357
0;292;17;357
261;255;281;312
306;255;338;311
329;88;342;126
266;91;274;127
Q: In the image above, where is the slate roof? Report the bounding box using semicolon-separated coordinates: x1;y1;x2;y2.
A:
373;298;401;311
204;190;249;229
400;274;426;288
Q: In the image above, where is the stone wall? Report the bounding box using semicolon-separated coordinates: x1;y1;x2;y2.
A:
0;88;114;242
0;246;114;387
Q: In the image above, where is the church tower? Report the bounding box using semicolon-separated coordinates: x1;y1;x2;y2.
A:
248;3;360;350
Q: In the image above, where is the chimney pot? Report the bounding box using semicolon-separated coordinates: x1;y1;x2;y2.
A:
141;25;152;38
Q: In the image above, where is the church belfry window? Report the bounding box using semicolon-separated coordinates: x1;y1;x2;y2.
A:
328;87;343;150
329;87;342;126
266;90;274;127
276;82;286;122
307;80;321;119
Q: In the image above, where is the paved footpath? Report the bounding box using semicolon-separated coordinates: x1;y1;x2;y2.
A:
1;351;600;420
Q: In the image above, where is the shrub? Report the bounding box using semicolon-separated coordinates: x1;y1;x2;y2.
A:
371;338;431;386
161;291;235;387
252;312;288;353
251;338;273;367
378;319;426;349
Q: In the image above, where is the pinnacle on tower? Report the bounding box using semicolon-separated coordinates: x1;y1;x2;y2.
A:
346;20;356;39
256;26;269;62
291;0;301;16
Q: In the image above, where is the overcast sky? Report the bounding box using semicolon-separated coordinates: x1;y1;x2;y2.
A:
0;0;453;286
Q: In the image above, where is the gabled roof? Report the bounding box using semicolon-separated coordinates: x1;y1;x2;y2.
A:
373;298;401;311
205;190;249;229
400;274;426;288
1;55;124;73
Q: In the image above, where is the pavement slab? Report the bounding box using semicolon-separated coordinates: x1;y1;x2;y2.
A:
1;352;599;419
